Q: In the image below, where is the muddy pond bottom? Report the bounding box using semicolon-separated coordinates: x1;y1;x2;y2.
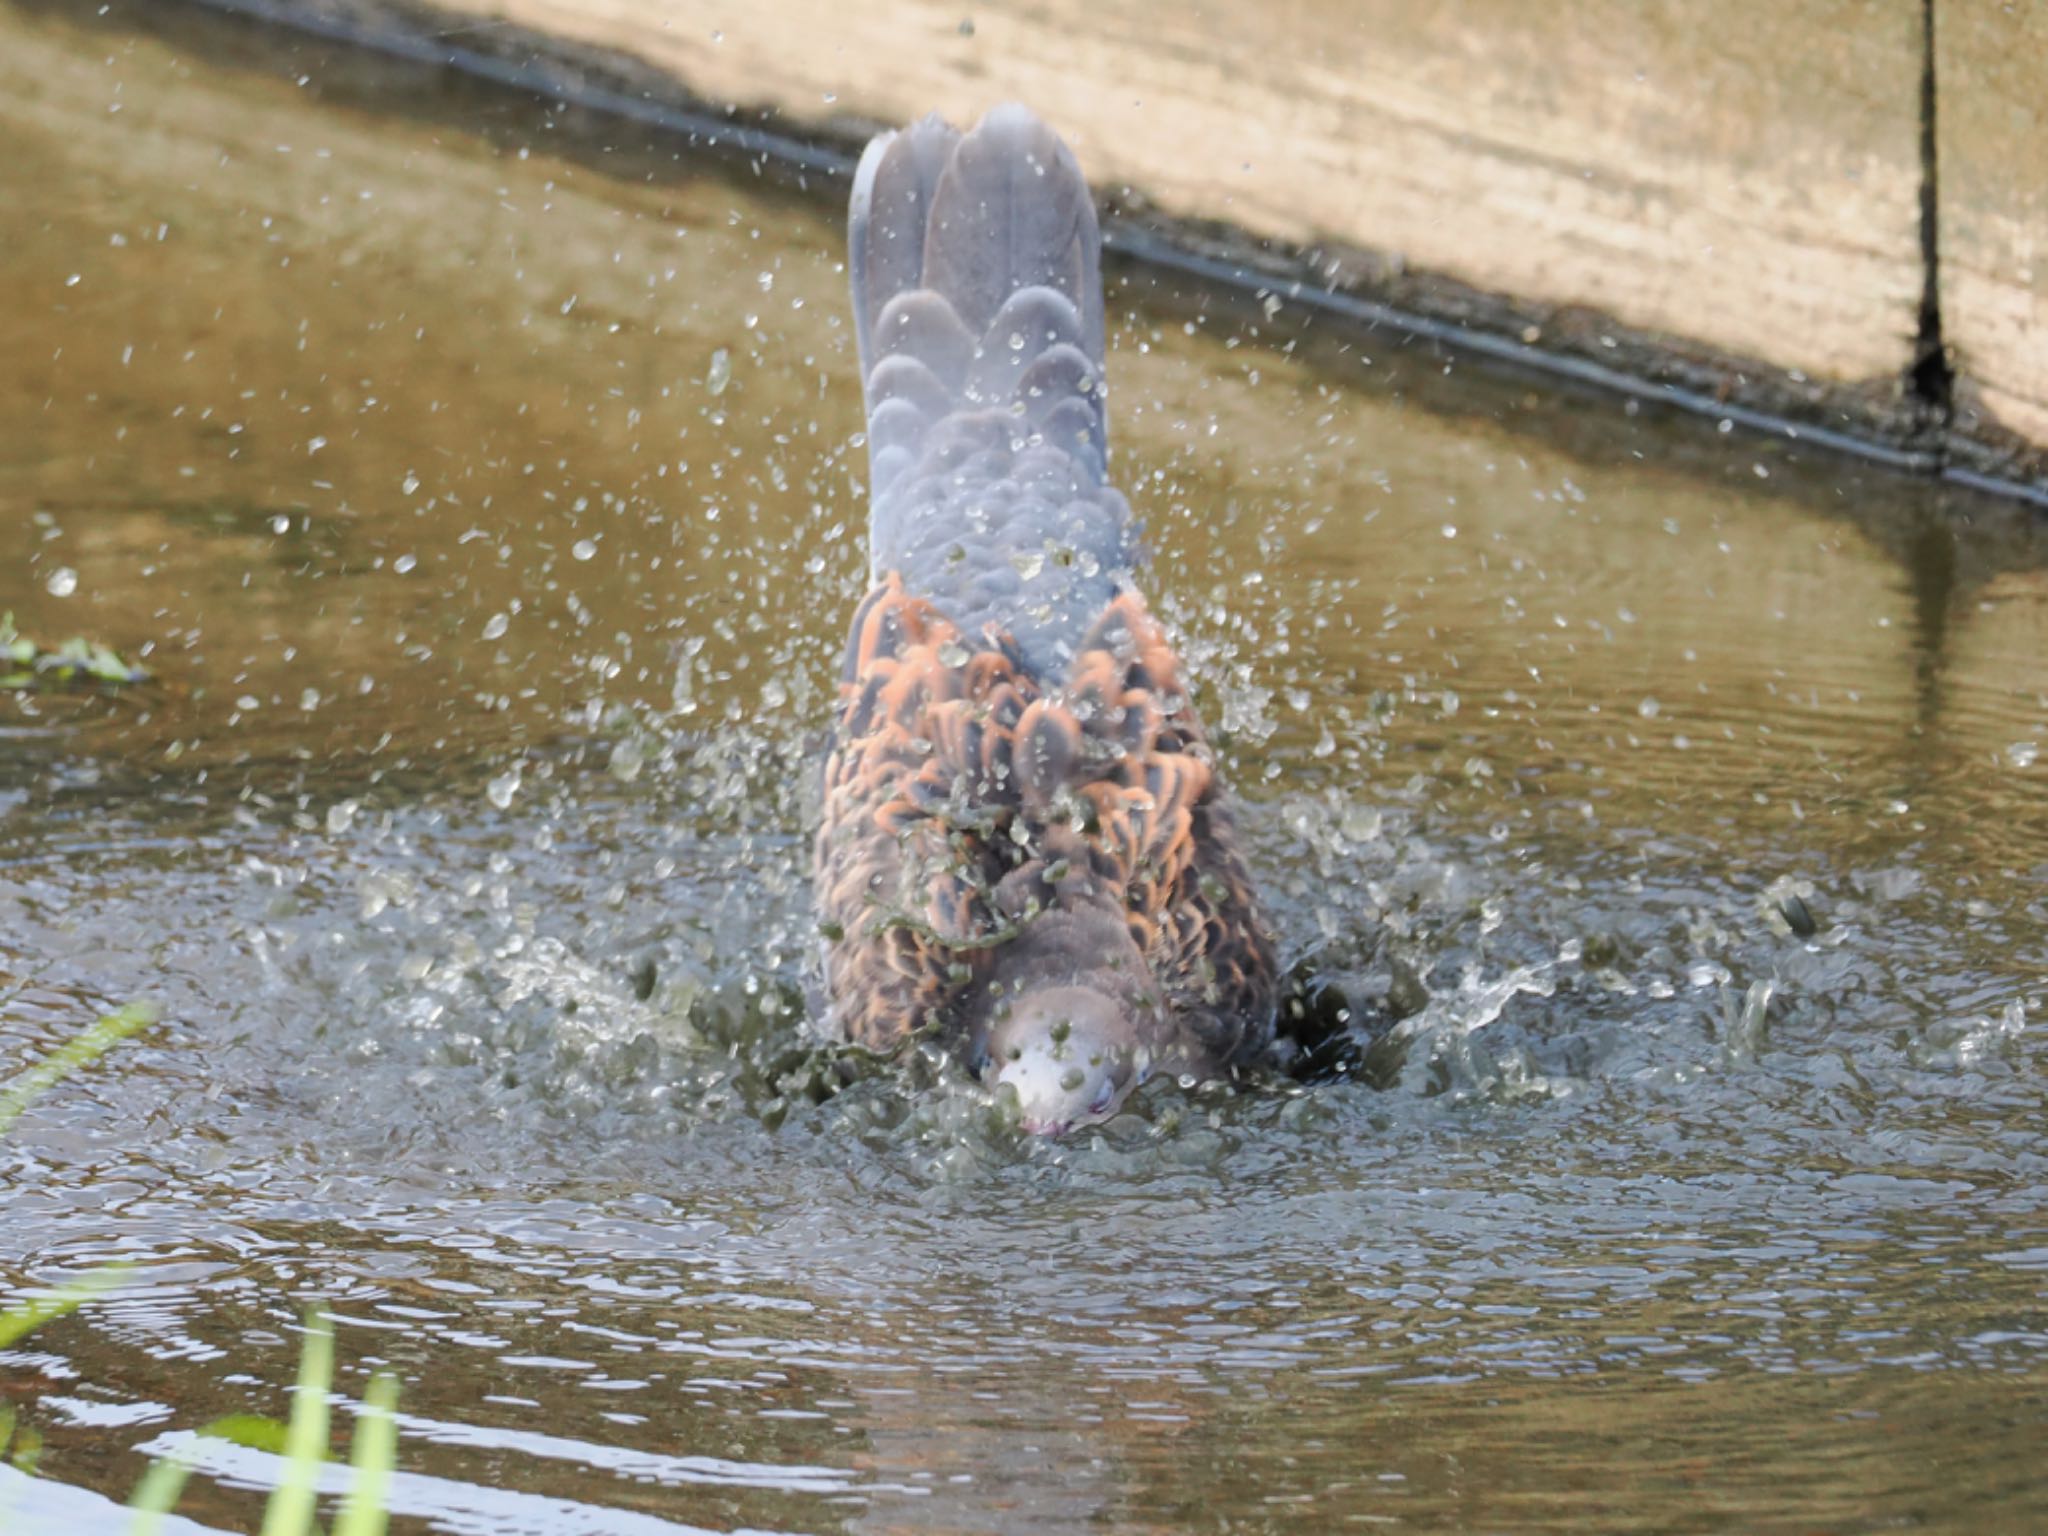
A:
2;3;2045;1532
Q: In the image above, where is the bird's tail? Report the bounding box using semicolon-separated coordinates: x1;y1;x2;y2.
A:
846;104;1130;676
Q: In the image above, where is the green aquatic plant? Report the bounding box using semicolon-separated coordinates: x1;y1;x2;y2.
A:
1;1008;401;1528
0;1004;153;1358
0;1006;144;1521
1;1404;43;1475
3;1012;401;1528
0;1001;158;1135
126;1310;401;1536
0;1263;129;1353
0;611;149;690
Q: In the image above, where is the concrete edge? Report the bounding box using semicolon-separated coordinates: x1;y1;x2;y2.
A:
82;0;2048;512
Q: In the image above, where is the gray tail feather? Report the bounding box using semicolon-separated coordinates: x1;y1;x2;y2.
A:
848;106;1126;652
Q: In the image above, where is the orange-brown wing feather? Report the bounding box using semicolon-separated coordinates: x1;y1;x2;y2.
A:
1069;592;1278;1064
819;578;1274;1064
817;576;1028;1049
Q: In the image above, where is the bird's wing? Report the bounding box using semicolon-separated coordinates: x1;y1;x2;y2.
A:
815;576;1029;1050
1059;592;1279;1066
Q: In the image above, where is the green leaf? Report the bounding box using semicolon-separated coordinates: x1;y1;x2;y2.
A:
0;1002;159;1136
0;1264;130;1351
118;1310;399;1533
0;613;148;688
8;1420;41;1474
126;1415;290;1530
197;1414;292;1455
260;1310;334;1536
334;1373;400;1536
127;1456;197;1533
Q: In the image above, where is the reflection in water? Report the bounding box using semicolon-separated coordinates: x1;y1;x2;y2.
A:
1;2;2045;1533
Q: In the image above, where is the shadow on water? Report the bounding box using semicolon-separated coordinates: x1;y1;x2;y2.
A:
2;0;2045;1532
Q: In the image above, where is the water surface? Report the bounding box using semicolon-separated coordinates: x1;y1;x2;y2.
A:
2;3;2044;1532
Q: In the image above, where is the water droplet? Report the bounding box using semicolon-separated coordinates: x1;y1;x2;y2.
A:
235;695;260;711
572;539;597;562
270;515;291;535
607;739;644;783
937;640;970;668
482;612;510;641
1338;805;1381;842
2006;740;2039;770
394;553;417;574
757;271;774;293
1009;550;1045;580
706;347;732;396
326;799;359;835
1637;697;1661;719
486;766;521;809
45;567;77;597
299;688;320;711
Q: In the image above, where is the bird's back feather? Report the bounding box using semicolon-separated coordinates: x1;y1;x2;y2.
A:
848;104;1131;680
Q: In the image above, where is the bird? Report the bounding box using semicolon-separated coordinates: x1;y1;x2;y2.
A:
813;104;1278;1134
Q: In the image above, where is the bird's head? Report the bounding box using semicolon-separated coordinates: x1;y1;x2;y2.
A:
982;984;1149;1135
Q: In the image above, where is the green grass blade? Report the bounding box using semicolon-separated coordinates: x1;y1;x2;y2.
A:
0;1003;159;1135
8;1419;42;1473
333;1373;399;1536
127;1456;198;1534
125;1414;292;1527
259;1310;333;1536
0;1264;129;1351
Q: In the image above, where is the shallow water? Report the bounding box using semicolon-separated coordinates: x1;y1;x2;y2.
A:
2;3;2045;1532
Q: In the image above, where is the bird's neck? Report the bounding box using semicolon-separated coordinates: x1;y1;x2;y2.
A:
970;907;1159;1030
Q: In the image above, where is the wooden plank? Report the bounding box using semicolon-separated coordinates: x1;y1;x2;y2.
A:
351;0;1927;394
1936;1;2048;473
